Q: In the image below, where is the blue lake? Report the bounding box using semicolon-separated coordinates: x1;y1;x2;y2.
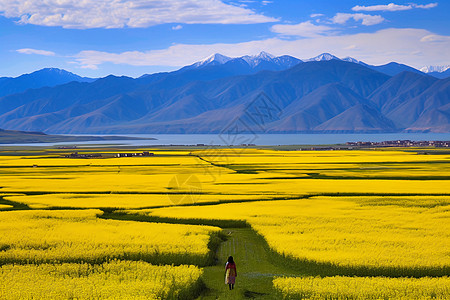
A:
2;133;450;147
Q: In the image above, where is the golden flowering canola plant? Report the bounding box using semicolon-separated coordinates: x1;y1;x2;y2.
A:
1;149;450;197
144;196;450;276
1;148;449;298
0;209;219;266
0;260;203;300
273;276;450;299
4;193;271;209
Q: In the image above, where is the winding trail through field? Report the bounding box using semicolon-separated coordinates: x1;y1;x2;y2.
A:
97;210;303;299
198;227;300;300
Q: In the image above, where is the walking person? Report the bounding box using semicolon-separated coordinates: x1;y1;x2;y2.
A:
225;256;237;290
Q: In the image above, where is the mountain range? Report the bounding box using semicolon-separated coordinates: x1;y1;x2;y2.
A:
0;52;449;134
0;68;94;98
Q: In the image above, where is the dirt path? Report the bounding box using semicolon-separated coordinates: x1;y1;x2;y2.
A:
198;228;300;299
96;211;303;299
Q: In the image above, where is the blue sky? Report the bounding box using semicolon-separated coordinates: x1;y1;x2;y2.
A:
0;0;449;78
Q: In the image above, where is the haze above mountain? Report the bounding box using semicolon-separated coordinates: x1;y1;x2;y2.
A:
0;53;449;134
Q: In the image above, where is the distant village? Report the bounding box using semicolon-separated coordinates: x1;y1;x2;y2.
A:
61;140;450;158
64;151;154;158
346;140;450;148
300;140;450;151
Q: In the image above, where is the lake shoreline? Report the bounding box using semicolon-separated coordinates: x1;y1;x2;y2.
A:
2;133;450;147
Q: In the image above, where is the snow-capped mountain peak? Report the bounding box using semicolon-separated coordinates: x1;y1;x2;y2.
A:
341;57;369;66
256;51;275;60
420;65;450;73
306;53;340;62
194;53;232;67
184;52;301;72
342;57;359;63
186;52;375;73
241;51;276;67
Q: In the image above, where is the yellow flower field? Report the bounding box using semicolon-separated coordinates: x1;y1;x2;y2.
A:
0;147;449;298
273;276;450;299
1;148;449;196
3;193;276;209
0;209;219;265
0;260;203;300
142;196;450;275
195;148;450;165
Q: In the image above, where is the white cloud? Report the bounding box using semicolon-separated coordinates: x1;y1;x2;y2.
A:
310;13;325;18
420;34;450;43
72;28;450;70
353;3;412;12
0;0;277;29
270;21;334;38
16;48;56;56
172;25;183;30
80;64;99;70
415;3;438;9
352;2;438;12
332;13;385;26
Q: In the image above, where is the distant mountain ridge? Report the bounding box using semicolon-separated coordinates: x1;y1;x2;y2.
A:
0;53;449;134
420;65;450;73
425;69;450;79
180;51;302;74
0;68;95;98
177;52;448;79
305;53;340;62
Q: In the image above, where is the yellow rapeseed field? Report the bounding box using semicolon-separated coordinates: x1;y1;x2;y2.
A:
1;149;449;196
0;260;203;300
0;153;223;193
273;276;450;299
1;147;449;298
4;193;275;209
143;196;450;275
0;209;219;265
